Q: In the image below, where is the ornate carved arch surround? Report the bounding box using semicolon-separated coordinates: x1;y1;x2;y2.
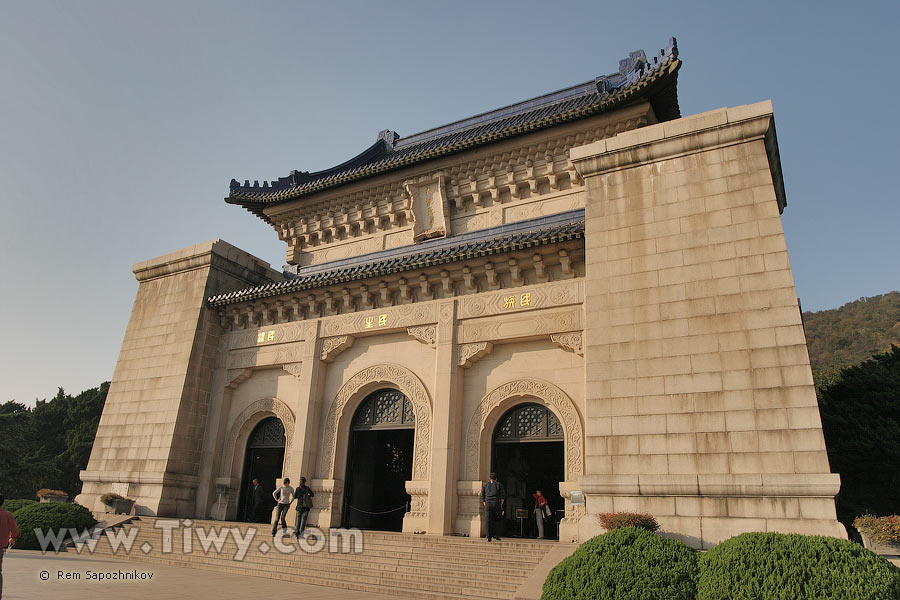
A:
222;397;296;481
318;364;432;482
464;378;583;481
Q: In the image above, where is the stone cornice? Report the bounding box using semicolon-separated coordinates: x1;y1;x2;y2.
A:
571;101;786;212
133;239;282;285
578;473;841;498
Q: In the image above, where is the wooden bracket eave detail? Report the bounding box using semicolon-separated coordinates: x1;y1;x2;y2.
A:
458;342;493;368
225;368;253;390
407;325;437;346
550;332;584;356
320;335;355;363
282;362;303;379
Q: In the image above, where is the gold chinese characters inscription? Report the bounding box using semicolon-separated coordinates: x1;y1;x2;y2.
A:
364;314;390;329
502;293;532;310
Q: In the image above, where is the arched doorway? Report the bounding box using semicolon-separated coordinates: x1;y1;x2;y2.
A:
492;403;564;540
342;389;415;531
238;417;285;522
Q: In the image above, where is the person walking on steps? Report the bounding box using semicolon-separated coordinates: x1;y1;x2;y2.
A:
293;476;315;539
271;478;294;536
480;472;506;542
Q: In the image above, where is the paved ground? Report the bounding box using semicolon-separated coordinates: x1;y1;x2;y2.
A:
2;550;398;600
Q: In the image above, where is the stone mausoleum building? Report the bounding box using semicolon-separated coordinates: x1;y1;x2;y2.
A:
77;39;845;548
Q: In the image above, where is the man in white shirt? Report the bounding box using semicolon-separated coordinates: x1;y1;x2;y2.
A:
271;478;295;536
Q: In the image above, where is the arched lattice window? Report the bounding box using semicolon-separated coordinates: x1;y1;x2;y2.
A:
247;417;285;448
352;389;415;430
494;403;562;443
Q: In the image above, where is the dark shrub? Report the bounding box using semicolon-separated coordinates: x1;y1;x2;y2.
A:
100;492;128;505
13;502;97;550
598;511;660;532
4;498;38;515
698;532;900;600
542;526;698;600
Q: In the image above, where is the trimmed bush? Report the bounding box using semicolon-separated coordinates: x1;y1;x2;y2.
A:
598;511;660;532
4;498;38;515
12;502;97;550
698;532;900;600
542;526;698;600
100;492;129;505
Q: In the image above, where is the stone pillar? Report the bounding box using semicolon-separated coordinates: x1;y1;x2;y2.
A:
571;101;844;548
76;240;282;517
284;322;322;480
426;300;462;533
290;321;331;528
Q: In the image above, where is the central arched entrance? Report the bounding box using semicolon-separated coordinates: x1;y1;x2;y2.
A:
342;389;415;531
238;417;285;522
492;403;564;540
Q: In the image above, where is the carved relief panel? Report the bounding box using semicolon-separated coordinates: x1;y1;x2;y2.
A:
405;173;451;242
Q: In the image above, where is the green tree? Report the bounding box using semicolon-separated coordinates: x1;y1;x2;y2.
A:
0;383;108;500
818;346;900;525
802;291;900;394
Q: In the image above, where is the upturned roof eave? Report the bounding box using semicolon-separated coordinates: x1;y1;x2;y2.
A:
207;209;586;308
225;57;681;224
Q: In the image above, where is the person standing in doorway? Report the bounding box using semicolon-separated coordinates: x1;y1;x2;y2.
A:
532;490;549;539
247;478;265;522
293;477;315;539
0;494;20;600
271;478;294;536
480;472;506;542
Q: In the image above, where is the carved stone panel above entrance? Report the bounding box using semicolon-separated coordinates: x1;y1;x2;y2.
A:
405;173;450;242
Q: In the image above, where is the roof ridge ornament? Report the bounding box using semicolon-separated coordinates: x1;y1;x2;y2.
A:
377;129;400;149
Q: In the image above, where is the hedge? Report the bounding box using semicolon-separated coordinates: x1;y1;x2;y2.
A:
698;532;900;600
598;512;660;532
12;502;97;550
542;527;699;600
4;498;38;515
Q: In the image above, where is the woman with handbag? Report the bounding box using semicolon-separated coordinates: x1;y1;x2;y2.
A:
532;490;550;539
294;476;315;539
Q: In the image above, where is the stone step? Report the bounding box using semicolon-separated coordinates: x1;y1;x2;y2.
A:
75;550;514;599
131;517;556;550
76;519;565;599
82;531;552;563
79;544;531;586
79;545;534;586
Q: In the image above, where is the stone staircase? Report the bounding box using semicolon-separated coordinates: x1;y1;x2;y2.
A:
73;517;573;599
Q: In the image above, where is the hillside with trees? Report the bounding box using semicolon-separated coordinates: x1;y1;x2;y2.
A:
0;382;108;500
802;291;900;390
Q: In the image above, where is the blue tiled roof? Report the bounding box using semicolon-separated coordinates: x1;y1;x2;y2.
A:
207;209;585;307
227;39;680;220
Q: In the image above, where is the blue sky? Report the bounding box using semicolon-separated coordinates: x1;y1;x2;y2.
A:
1;0;897;405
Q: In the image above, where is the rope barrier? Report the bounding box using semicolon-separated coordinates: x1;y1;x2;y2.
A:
345;503;409;515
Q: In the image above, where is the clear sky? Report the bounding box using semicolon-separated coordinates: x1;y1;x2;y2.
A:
1;0;897;405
